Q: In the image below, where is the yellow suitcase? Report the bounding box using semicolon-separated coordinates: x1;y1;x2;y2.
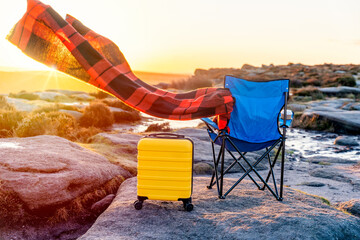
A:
134;133;194;211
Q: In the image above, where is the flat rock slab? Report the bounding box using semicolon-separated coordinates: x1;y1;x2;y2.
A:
79;177;360;240
90;133;142;146
0;135;130;211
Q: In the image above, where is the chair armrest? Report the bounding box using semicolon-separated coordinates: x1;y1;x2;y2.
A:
278;110;294;127
201;117;219;130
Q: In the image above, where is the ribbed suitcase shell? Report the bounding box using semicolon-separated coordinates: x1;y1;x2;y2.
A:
137;134;193;201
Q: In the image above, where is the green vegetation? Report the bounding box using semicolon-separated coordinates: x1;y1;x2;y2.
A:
32;103;81;113
101;98;134;112
79;101;114;128
9;91;39;101
145;122;172;132
81;143;137;175
295;114;335;132
293;86;324;100
0;175;125;226
113;111;141;123
0;96;15;111
0;111;25;137
0;181;25;225
89;90;111;99
337;76;356;87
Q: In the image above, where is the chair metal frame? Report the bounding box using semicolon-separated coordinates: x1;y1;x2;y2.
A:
203;79;290;201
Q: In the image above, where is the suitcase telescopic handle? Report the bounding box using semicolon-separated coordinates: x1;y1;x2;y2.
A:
147;133;185;139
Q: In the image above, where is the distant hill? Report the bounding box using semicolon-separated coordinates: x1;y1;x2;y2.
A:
0;70;189;94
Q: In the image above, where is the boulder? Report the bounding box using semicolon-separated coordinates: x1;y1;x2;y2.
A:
0;135;131;212
4;97;49;112
301;109;360;134
319;86;360;95
79;177;360;240
33;91;69;102
59;109;83;120
71;93;95;101
335;200;360;218
299;181;326;187
90;132;142;146
91;194;116;215
309;169;351;183
334;136;359;146
288;103;306;112
306;156;357;165
194;162;213;175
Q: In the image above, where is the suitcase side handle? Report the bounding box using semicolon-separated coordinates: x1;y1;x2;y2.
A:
147;133;185;139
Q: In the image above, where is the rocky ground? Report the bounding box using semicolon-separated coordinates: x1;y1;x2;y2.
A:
1;63;360;239
79;177;360;240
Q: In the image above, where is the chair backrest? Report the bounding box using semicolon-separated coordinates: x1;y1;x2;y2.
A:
225;76;289;143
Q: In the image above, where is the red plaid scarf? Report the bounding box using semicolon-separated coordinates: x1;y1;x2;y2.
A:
7;0;233;128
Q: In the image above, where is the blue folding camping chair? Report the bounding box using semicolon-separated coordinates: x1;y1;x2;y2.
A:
202;76;293;200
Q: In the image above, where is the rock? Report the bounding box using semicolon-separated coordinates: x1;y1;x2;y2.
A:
335;200;360;218
78;177;360;240
4;97;49;112
319;86;360;95
59;109;83;120
90;194;116;215
334;136;359;146
288;103;306;112
351;103;360;111
309;99;353;109
309;169;350;183
154;82;170;89
47;89;88;96
0;135;131;212
33;91;69;102
299;182;326;187
71;93;95;101
108;106;127;113
90;132;142;146
352;180;360;191
306;156;357;164
241;64;257;71
301;109;360;134
194;162;213;175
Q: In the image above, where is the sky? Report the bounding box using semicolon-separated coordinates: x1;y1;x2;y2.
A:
0;0;359;74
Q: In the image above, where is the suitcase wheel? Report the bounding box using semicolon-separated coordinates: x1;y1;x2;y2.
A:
182;199;193;212
134;200;143;210
184;203;194;212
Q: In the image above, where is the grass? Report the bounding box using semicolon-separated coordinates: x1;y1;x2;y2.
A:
0;175;126;226
0;181;26;225
0;95;15;111
294;189;331;206
32;103;81;113
101;98;134;112
0;110;25;137
318;161;332;166
113;111;141;123
9;91;39;101
79;101;114;128
293;86;324;100
48;174;126;224
80;142;137;175
145;122;172;132
296;114;335;132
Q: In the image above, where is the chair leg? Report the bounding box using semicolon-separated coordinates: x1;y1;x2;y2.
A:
224;138;282;200
219;137;226;198
280;138;286;201
261;144;282;190
207;142;217;189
